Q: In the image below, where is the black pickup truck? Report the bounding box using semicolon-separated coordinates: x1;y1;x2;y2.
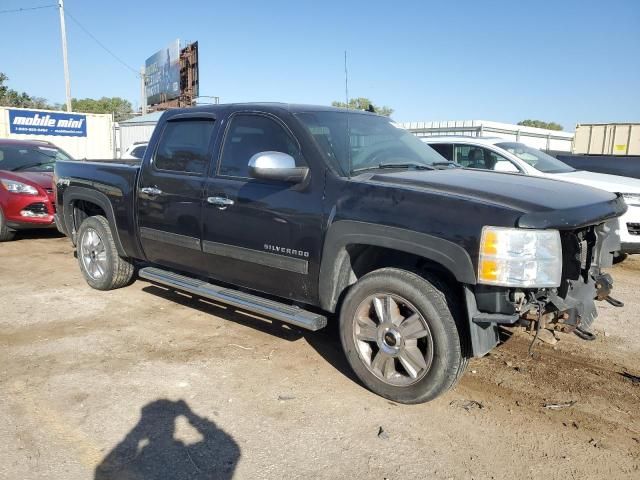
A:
54;103;625;403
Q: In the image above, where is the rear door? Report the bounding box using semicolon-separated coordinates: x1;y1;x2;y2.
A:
137;114;216;273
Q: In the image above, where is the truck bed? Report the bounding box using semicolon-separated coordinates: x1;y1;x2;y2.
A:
54;159;141;257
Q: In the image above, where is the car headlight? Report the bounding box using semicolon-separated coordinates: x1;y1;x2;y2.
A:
478;226;562;288
0;179;39;195
622;193;640;207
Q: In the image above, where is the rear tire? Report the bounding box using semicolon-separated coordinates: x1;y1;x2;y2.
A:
0;207;15;242
339;268;467;404
77;215;135;290
613;252;627;264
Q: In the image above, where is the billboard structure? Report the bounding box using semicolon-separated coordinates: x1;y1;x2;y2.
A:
145;40;199;111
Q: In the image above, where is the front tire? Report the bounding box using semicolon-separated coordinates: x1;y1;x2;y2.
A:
77;215;135;290
339;268;467;404
0;207;16;242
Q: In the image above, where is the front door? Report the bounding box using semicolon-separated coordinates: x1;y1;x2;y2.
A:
137;116;217;274
201;112;324;303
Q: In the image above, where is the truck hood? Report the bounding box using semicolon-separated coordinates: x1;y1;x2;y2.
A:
551;170;640;194
0;170;53;191
367;169;626;229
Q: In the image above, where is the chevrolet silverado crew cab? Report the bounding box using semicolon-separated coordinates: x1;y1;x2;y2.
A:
54;104;625;404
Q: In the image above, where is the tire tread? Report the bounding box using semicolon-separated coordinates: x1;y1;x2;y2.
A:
77;215;134;290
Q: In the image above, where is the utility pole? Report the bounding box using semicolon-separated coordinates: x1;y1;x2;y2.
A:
140;67;147;114
344;50;349;107
58;0;72;112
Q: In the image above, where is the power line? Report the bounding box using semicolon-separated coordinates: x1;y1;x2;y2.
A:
64;8;140;77
0;3;57;14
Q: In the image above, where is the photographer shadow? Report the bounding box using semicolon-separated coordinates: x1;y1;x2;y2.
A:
95;399;239;480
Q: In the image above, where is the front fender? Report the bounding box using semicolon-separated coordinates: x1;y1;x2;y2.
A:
318;220;476;312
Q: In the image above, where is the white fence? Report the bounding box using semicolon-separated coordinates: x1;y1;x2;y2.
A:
400;120;574;152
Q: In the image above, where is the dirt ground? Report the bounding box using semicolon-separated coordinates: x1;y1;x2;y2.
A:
1;231;638;480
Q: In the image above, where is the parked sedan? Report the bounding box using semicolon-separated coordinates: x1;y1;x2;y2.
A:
422;136;640;258
0;139;72;241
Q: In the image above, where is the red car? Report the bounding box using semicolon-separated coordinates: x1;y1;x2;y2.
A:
0;139;73;241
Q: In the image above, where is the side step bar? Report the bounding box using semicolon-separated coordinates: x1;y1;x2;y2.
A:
139;267;327;331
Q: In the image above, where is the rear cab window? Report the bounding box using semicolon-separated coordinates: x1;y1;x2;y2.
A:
153;119;216;175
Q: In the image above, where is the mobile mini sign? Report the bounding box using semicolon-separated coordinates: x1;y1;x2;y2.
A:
9;109;87;137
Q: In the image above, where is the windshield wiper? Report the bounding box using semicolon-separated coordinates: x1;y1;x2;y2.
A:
12;161;54;172
431;161;461;169
352;162;435;173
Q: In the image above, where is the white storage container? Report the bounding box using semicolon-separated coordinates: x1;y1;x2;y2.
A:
0;106;114;159
573;123;640;155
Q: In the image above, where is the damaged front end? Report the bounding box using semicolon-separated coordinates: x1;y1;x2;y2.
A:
466;215;625;357
516;220;623;341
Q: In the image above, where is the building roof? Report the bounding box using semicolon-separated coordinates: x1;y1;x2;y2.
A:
119;111;165;125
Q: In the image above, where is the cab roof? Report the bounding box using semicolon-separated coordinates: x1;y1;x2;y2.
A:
163;102;380;116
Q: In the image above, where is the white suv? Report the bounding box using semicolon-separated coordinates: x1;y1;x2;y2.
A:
423;136;640;257
121;142;148;160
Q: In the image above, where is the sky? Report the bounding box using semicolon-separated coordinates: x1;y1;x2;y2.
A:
1;0;639;131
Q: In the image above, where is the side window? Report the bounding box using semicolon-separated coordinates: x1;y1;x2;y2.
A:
219;114;302;178
484;148;520;172
454;145;487;168
154;119;215;174
453;145;518;171
131;146;146;159
430;143;453;161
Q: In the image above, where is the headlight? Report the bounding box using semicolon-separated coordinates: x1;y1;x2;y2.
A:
0;179;39;195
622;193;640;207
478;226;562;288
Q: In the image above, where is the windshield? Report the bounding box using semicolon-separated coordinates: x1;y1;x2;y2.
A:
296;111;446;175
0;144;72;172
496;142;574;174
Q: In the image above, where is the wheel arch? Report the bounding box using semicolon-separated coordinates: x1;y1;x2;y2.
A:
318;220;476;313
62;186;126;256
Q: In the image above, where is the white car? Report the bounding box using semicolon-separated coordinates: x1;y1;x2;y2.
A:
121;142;148;160
423;136;640;257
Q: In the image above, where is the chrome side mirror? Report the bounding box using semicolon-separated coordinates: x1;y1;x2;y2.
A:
248;151;309;183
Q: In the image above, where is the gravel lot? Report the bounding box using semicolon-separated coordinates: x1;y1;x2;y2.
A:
1;231;639;480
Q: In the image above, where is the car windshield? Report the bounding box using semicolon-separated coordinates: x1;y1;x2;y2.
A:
496;142;575;174
0;144;73;172
296;111;446;175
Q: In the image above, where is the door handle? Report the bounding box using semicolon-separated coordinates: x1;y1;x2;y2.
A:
207;196;235;209
140;186;163;196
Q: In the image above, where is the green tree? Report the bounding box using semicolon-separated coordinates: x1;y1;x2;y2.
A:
0;72;58;109
71;97;134;122
331;97;394;117
517;119;563;131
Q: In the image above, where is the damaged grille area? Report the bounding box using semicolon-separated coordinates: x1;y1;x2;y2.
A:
560;228;595;290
